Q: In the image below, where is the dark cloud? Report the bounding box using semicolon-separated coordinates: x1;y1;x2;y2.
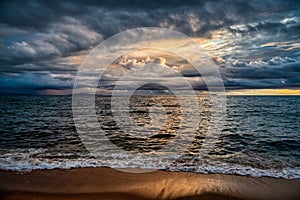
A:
0;72;73;94
225;57;300;79
0;0;272;39
222;57;300;88
0;0;299;94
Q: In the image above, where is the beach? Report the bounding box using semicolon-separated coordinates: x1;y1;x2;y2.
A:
1;167;300;200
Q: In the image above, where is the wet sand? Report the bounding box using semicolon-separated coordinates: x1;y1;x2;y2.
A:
1;167;299;200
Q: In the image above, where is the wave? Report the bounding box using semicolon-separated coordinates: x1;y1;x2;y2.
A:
1;149;299;179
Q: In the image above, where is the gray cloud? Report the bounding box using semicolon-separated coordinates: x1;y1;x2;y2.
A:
222;56;300;88
0;0;300;93
0;72;73;94
0;17;102;66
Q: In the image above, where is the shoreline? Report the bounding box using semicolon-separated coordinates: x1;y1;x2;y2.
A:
1;167;300;200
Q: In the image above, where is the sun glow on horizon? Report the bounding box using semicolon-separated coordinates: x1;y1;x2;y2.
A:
227;89;300;96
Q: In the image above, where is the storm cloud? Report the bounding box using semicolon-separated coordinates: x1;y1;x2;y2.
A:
0;0;299;94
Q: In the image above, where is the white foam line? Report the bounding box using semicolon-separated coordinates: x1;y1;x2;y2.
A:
1;150;299;179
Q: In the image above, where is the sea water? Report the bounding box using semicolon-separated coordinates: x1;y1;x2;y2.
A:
0;95;299;178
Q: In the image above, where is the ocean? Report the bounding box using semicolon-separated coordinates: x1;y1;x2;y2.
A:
0;95;299;178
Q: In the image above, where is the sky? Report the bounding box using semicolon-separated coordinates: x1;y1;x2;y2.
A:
0;0;300;95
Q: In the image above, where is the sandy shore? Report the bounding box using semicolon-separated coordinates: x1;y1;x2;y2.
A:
1;167;299;200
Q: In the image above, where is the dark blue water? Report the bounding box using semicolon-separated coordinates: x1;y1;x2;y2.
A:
0;95;299;178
